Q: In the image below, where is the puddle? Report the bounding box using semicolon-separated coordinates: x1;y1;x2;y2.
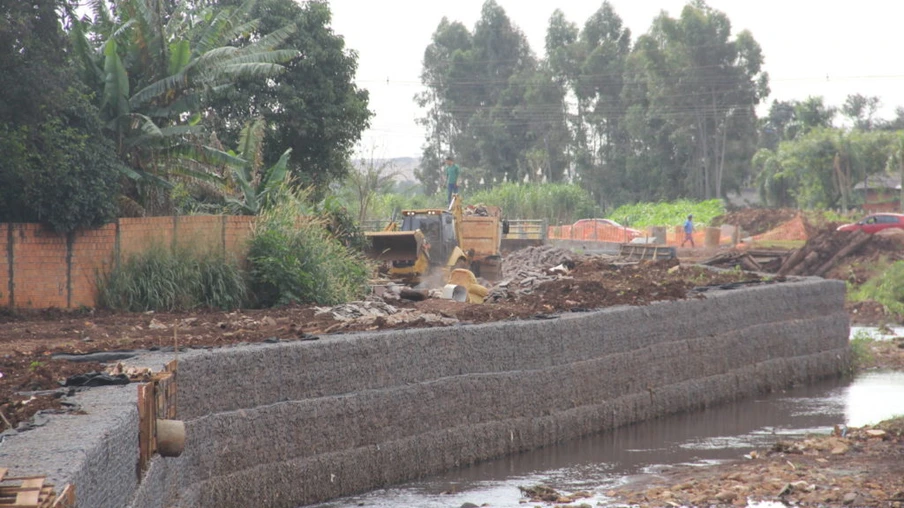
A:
310;371;904;508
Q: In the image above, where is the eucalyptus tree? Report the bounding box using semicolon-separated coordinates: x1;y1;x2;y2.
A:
842;94;881;131
415;17;473;195
68;0;299;214
417;1;559;190
626;1;768;200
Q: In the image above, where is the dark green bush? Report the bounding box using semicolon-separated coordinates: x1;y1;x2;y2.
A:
0;89;122;232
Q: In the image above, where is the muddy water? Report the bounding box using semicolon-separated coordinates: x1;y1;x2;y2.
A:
312;368;904;508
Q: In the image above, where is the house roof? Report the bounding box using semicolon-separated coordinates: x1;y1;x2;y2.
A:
854;173;902;191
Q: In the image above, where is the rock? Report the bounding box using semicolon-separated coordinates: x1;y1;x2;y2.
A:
715;490;737;503
831;443;850;455
261;316;277;327
843;492;858;505
181;317;199;326
459;503;479;508
148;318;167;330
865;429;887;439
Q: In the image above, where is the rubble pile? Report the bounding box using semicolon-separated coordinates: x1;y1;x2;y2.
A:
487;245;595;302
313;300;458;332
502;245;580;278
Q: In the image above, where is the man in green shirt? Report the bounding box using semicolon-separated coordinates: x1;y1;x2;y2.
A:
443;155;460;205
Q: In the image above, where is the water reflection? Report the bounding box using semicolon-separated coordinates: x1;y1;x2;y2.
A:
310;372;904;508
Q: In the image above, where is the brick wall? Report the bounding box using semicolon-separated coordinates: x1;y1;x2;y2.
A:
11;224;69;309
69;224;117;308
0;216;257;309
0;226;9;307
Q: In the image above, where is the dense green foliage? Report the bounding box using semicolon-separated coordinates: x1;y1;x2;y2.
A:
848;260;904;316
98;248;248;312
0;0;121;231
209;0;372;193
1;0;368;225
416;2;568;195
755;120;898;211
467;183;598;223
607;199;726;229
68;0;303;215
417;1;767;208
0;90;122;232
247;189;370;307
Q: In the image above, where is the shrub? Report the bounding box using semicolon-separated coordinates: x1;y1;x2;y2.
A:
607;199;726;229
98;247;247;312
849;329;875;371
847;260;904;316
0;89;122;232
248;189;371;307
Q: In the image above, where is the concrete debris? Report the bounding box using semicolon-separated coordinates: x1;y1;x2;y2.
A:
502;245;578;279
315;301;399;321
148;318;168;330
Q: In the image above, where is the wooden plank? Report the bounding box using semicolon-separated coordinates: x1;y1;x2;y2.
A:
49;485;73;508
137;382;155;476
0;470;7;484
13;478;44;506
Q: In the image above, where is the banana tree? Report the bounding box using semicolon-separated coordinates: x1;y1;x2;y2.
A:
220;119;292;215
66;0;298;212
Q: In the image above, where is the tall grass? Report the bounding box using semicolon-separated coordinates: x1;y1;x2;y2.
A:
98;247;247;312
608;199;726;228
847;260;904;315
248;187;371;307
467;183;598;223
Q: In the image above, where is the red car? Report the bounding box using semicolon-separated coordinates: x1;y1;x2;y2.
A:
836;213;904;234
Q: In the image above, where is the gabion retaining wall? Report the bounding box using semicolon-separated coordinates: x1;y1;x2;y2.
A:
0;278;851;508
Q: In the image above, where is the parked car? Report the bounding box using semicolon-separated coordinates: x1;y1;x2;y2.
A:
836;213;904;234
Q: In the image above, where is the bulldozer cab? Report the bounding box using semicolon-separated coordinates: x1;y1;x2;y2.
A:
401;210;457;267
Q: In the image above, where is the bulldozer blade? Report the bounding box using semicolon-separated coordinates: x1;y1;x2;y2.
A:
365;231;423;262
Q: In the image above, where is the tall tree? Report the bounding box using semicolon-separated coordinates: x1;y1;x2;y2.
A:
0;0;121;231
210;0;372;194
415;17;474;195
416;1;563;192
68;0;299;214
626;1;768;200
842;93;881;131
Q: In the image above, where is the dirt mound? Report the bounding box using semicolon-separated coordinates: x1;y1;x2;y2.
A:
712;208;800;236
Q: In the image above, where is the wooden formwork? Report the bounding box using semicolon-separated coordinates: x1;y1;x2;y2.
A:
137;359;178;477
0;469;74;507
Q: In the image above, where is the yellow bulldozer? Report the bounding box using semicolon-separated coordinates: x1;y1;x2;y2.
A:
365;194;506;303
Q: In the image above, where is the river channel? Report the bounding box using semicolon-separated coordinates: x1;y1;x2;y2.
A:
312;332;904;508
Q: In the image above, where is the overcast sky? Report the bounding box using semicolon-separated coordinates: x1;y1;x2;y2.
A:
329;0;904;159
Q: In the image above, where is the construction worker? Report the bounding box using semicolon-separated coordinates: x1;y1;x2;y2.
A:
681;214;695;247
443;155;460;205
